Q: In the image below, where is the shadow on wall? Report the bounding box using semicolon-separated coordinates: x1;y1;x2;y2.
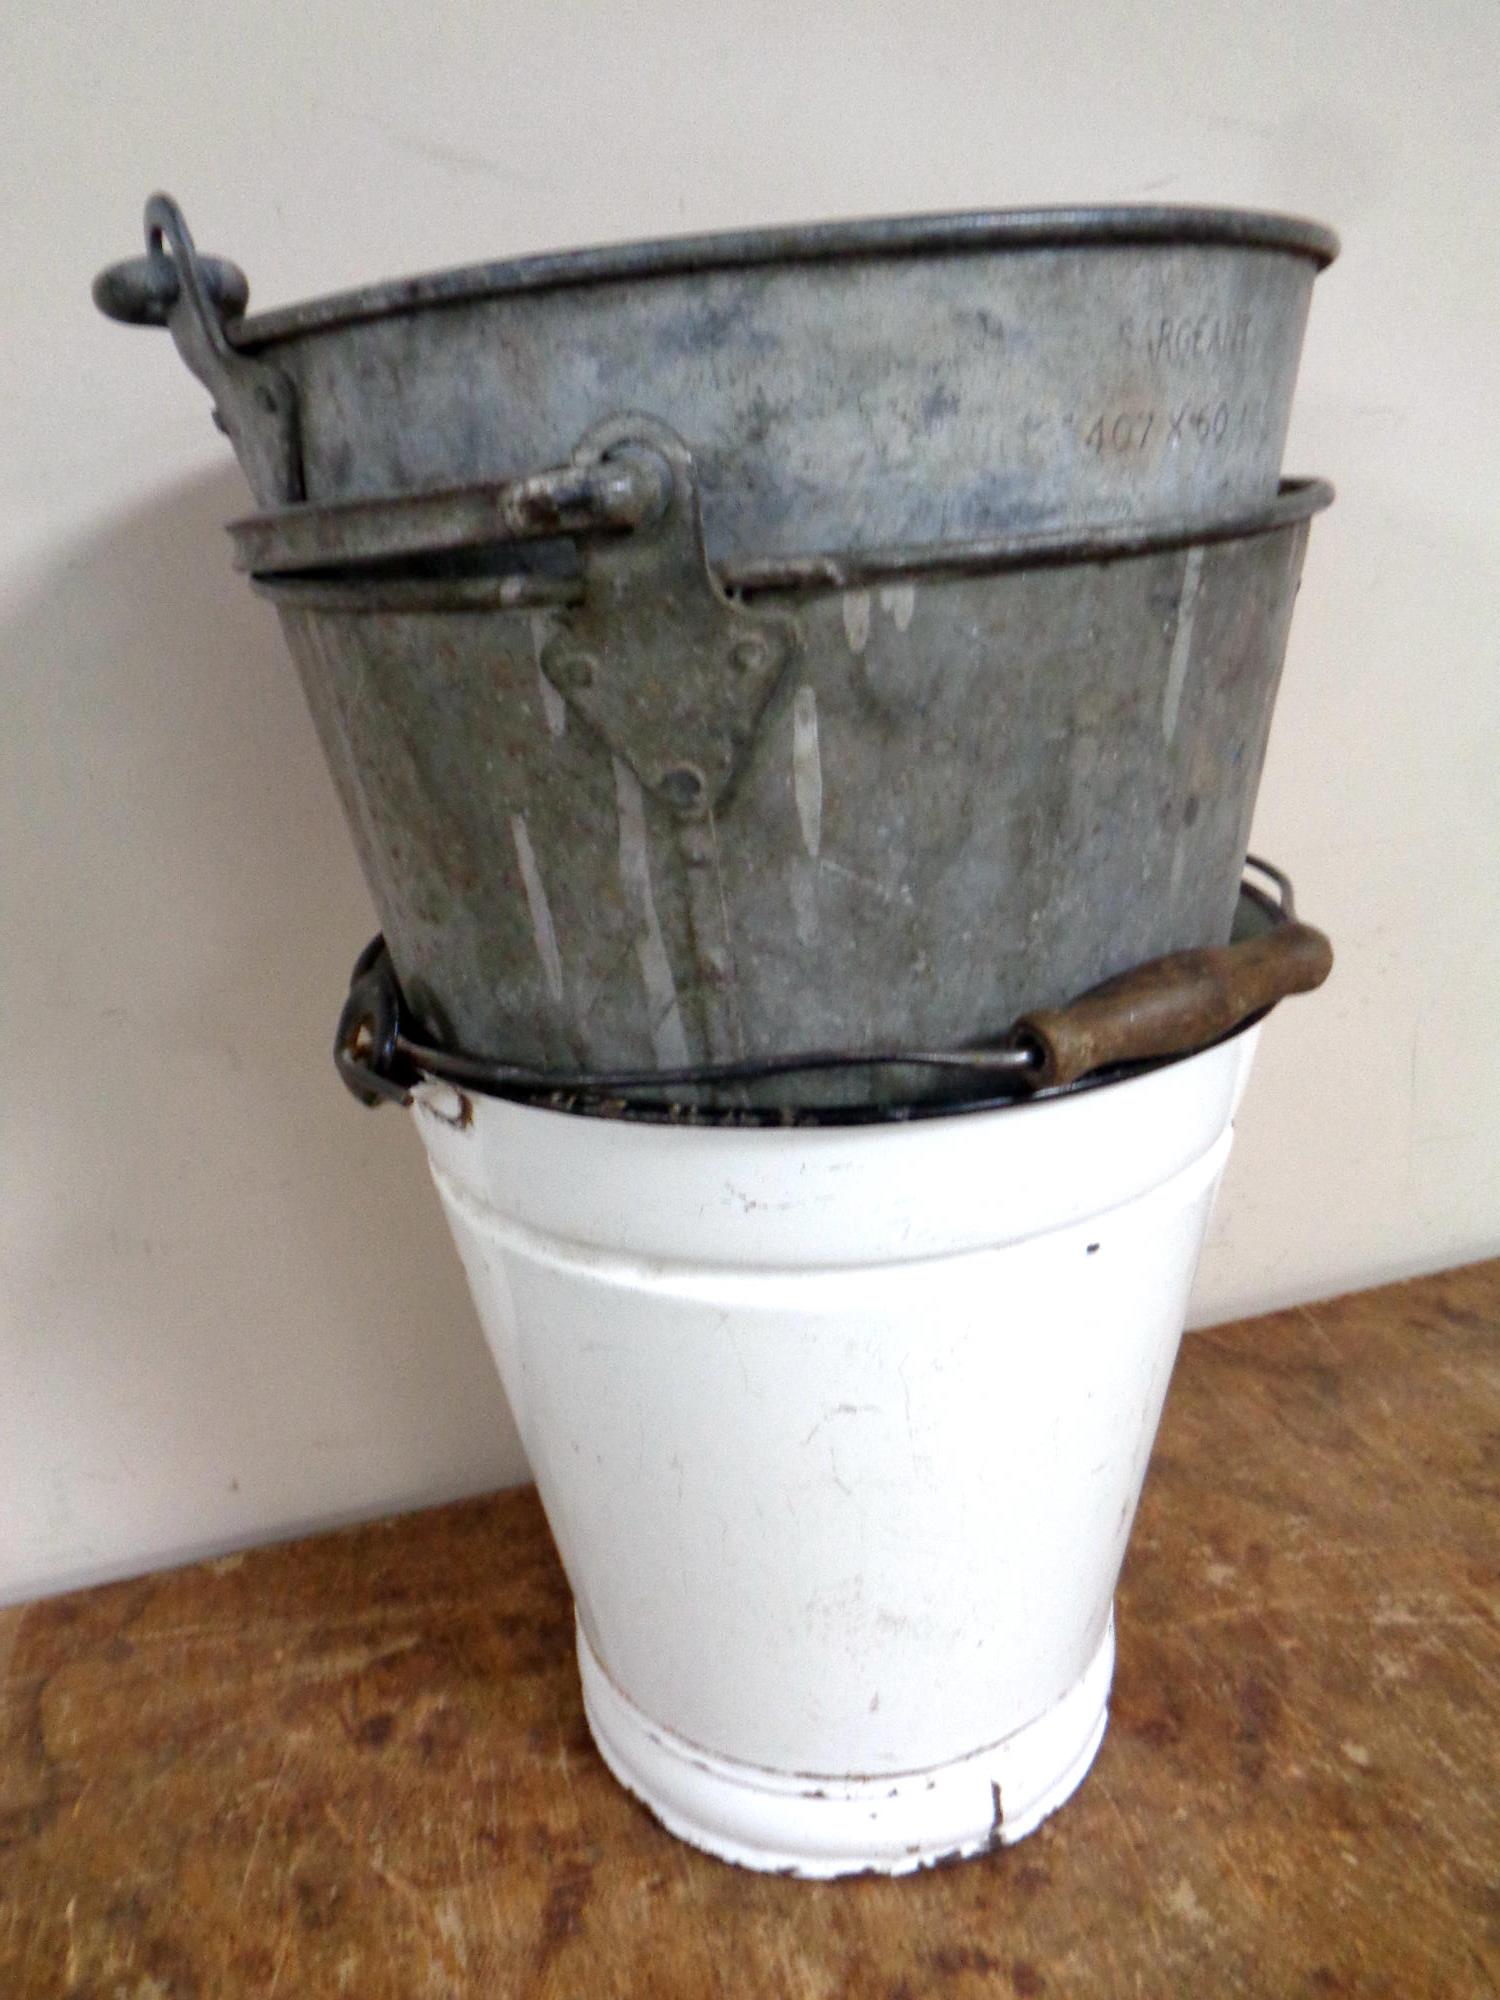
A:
1;466;526;1599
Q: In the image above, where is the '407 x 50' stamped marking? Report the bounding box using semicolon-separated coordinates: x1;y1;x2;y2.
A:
1022;400;1259;454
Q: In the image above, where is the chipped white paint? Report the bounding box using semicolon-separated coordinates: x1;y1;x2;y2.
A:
509;813;565;1002
414;1079;472;1129
531;616;568;737
612;758;691;1066
1162;545;1204;745
582;1616;1112;1878
879;582;917;631
791;684;823;859
841;589;872;655
412;1023;1263;1874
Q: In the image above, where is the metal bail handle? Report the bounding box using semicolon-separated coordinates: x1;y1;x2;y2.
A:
333;936;414;1108
1014;920;1332;1089
93;226;249;330
332;859;1332;1112
228;457;672;576
93;194;304;506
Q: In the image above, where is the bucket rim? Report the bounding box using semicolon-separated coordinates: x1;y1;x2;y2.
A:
344;868;1298;1129
732;475;1332;598
228;205;1339;351
412;999;1265;1135
243;477;1333;614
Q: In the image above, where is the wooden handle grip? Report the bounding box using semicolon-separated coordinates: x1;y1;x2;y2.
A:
1016;921;1333;1089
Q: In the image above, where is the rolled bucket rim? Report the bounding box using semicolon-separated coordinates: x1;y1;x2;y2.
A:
241;476;1333;614
229;203;1339;351
410;1009;1266;1135
385;870;1292;1132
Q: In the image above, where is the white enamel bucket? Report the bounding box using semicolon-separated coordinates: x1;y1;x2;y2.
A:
411;1024;1261;1876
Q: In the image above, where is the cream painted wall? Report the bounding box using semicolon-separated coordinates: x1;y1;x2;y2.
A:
4;1;1496;1602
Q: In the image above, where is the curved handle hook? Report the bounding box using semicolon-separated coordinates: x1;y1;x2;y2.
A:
92;193;304;506
93;195;249;329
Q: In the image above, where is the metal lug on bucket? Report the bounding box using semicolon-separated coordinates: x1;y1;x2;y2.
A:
538;417;797;816
94;195;304;507
333;937;415;1108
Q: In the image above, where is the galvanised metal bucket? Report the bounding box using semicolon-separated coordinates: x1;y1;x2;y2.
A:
243;458;1329;1104
94;196;1335;1107
95;196;1335;548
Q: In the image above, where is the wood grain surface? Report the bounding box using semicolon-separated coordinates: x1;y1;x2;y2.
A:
3;1263;1497;1997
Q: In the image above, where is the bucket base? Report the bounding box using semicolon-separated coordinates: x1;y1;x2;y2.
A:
577;1615;1114;1878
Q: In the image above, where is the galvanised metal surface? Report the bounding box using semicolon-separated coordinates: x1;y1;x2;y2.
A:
94;197;1335;1110
330;863;1328;1114
246;440;1329;1107
96;196;1335;551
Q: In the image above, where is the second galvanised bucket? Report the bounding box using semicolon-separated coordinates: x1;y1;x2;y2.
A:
249;463;1329;1104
